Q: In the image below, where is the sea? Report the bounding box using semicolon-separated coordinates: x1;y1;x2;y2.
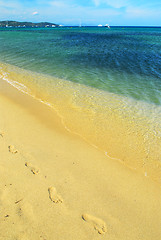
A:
0;26;161;182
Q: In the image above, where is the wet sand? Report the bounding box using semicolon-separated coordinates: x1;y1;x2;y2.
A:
0;79;161;240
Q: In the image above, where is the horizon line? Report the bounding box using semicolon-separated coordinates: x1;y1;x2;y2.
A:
0;20;161;28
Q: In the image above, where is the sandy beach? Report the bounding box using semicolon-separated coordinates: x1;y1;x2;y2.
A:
0;79;161;240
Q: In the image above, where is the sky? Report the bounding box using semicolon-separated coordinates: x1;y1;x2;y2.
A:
0;0;161;26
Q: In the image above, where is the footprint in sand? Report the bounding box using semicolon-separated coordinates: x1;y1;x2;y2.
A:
8;145;18;154
48;187;63;203
25;162;40;175
82;213;107;235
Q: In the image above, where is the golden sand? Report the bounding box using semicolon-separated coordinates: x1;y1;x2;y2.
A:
1;62;161;183
0;79;161;240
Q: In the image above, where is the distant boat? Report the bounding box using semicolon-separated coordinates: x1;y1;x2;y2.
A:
98;24;103;27
105;24;110;29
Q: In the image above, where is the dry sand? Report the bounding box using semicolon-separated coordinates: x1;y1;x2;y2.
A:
0;79;161;240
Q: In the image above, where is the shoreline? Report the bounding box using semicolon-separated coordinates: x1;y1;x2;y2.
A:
0;62;161;183
0;78;161;239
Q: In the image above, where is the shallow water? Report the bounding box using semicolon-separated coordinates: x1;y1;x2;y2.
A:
0;27;161;182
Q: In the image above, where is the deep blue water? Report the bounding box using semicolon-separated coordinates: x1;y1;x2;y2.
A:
0;26;161;105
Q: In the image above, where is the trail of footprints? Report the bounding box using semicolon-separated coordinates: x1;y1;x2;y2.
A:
1;130;107;235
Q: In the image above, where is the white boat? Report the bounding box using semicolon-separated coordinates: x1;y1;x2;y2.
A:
98;24;103;27
105;24;110;28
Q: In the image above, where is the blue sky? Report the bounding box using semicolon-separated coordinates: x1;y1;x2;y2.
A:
0;0;161;26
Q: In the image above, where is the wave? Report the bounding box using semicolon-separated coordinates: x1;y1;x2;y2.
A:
0;61;161;183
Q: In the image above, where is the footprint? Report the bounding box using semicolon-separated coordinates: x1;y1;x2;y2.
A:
8;145;18;154
82;213;107;234
48;187;63;203
25;162;40;175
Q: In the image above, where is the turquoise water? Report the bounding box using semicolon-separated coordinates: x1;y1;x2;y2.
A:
0;27;161;180
0;26;161;105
